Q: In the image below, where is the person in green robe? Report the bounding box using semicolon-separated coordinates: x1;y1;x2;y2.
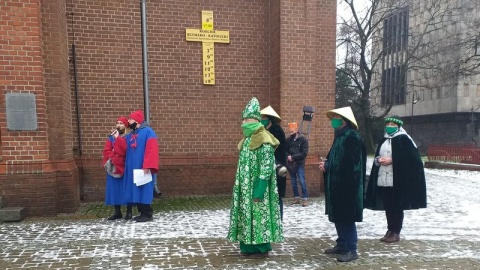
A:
227;97;284;258
319;106;366;263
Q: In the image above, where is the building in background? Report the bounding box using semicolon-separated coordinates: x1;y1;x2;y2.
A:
371;0;480;152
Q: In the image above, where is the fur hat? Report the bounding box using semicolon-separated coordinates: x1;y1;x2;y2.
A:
260;105;281;123
326;106;359;130
288;122;298;132
385;115;403;126
129;110;144;123
242;97;261;120
117;116;128;126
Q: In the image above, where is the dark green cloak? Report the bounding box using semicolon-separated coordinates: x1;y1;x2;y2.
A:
323;128;366;223
364;135;427;210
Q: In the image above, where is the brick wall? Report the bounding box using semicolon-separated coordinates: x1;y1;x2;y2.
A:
42;0;74;160
0;0;49;161
1;0;336;213
0;0;80;216
67;0;336;200
0;172;57;216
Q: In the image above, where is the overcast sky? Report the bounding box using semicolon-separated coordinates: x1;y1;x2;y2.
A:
336;0;369;64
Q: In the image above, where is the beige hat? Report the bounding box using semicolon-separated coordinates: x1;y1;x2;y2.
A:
260;105;281;122
326;106;359;130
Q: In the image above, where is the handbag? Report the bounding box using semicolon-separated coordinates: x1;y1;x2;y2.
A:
286;161;298;174
104;159;123;178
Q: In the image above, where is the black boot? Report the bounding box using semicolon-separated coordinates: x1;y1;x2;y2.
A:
124;205;132;220
107;205;122;220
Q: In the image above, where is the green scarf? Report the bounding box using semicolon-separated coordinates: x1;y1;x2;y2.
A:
241;122;262;137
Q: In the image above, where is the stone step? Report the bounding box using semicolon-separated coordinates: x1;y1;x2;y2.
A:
0;207;27;222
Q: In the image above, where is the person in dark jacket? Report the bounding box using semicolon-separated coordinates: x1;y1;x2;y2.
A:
261;105;287;220
286;122;309;207
364;115;427;243
319;106;366;263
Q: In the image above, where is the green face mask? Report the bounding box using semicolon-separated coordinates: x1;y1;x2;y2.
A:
260;119;270;127
331;118;343;129
385;126;398;135
241;122;262;137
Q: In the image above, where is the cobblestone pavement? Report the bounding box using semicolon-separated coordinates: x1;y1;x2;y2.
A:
1;198;480;269
1;166;480;269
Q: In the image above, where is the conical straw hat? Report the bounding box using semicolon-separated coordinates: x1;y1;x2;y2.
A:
260;105;282;122
326;106;359;130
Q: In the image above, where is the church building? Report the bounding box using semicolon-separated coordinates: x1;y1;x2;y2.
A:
0;0;336;216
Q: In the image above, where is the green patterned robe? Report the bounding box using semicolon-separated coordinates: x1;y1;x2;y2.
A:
227;127;284;245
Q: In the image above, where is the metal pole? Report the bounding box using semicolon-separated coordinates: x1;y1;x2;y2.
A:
141;0;150;123
411;92;418;136
410;98;414;135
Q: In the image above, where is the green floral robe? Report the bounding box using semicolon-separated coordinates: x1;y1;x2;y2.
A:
227;128;284;245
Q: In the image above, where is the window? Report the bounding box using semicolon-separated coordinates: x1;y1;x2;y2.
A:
383;8;409;54
381;66;406;106
381;7;409;106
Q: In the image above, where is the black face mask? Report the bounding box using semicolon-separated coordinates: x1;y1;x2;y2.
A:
129;122;137;130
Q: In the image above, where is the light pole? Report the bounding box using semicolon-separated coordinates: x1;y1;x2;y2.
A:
410;91;419;136
475;36;480;56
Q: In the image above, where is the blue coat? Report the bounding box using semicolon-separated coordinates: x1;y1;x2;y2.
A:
123;124;159;204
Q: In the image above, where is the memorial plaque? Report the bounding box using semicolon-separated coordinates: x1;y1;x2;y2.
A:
6;93;38;131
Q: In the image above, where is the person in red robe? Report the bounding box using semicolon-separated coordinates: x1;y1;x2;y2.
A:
102;116;130;220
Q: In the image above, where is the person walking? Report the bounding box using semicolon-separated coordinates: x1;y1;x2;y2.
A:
319;106;366;262
260;105;287;220
286;122;309;207
102;116;132;220
364;115;427;243
123;110;159;222
227;97;284;258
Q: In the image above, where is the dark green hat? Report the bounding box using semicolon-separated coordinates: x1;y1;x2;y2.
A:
385;115;403;126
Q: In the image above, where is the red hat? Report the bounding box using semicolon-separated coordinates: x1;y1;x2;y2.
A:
129;110;144;123
117;116;128;126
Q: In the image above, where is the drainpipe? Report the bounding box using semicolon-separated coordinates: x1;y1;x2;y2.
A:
141;0;150;123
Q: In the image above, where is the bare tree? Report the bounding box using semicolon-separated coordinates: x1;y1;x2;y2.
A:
337;0;480;152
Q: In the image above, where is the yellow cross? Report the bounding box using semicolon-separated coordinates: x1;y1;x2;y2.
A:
186;10;230;85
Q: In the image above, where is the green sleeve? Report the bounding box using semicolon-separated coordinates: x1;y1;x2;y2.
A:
253;178;268;199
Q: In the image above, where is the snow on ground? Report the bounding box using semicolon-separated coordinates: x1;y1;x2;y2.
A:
3;163;479;246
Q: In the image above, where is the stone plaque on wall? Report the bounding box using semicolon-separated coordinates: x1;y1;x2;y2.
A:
6;93;38;131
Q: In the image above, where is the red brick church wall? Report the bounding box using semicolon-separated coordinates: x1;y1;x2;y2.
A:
0;0;79;216
0;0;336;215
67;0;336;202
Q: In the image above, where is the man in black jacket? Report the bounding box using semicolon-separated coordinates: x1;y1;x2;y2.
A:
286;122;309;207
260;105;287;220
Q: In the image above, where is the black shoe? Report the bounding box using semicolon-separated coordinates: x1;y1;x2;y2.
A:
124;212;132;220
135;216;153;222
337;251;358;262
324;245;346;255
107;212;122;221
133;215;142;221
